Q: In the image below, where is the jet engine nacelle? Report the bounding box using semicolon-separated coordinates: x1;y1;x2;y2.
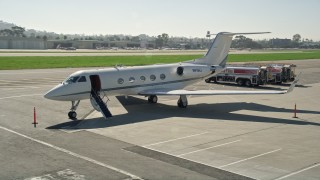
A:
176;66;184;76
176;65;210;78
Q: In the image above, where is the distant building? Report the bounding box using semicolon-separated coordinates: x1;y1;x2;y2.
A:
46;40;155;49
47;40;97;49
269;38;292;48
0;36;46;49
300;41;320;49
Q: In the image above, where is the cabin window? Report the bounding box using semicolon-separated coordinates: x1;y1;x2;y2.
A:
140;76;146;81
150;75;156;81
129;77;135;83
160;74;166;80
118;78;124;84
78;76;87;82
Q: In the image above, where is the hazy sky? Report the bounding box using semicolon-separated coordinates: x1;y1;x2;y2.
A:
1;0;319;40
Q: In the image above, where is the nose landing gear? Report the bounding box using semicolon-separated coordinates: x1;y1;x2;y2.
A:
68;100;80;119
68;111;77;119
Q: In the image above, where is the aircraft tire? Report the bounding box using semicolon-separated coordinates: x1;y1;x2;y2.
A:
68;111;77;119
177;99;187;108
148;95;158;103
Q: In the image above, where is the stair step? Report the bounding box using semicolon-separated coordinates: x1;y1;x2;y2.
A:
91;90;112;119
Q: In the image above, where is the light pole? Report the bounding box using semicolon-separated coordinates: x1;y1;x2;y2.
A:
206;31;215;49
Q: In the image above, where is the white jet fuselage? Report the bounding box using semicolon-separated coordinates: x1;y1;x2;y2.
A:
45;62;214;101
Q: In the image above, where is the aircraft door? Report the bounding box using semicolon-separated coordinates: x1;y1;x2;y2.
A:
90;75;101;92
89;74;112;118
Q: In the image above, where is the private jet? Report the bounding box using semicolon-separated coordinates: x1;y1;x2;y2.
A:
44;32;298;119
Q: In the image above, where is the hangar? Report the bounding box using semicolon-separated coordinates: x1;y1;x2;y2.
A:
0;36;46;49
46;39;155;49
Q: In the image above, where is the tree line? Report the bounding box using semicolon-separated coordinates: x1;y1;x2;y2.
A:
0;26;26;37
0;25;319;49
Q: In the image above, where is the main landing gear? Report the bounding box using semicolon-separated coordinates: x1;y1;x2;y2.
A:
148;95;158;103
177;95;188;108
68;100;80;119
147;95;188;108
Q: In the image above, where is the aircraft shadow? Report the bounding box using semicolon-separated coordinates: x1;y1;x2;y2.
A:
47;96;320;130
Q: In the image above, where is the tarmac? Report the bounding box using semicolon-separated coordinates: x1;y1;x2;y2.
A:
0;59;319;180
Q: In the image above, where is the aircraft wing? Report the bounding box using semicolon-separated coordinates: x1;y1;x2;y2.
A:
139;74;299;96
139;89;288;96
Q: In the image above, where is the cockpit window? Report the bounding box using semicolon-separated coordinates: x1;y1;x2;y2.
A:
64;76;80;84
78;76;86;82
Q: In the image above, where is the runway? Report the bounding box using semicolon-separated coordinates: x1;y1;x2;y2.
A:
0;60;320;179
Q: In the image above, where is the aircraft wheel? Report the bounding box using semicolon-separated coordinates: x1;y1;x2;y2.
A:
148;95;158;103
177;99;188;108
68;111;77;119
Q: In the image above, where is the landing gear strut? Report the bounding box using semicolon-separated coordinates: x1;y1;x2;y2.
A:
68;100;80;119
177;95;188;108
148;95;158;103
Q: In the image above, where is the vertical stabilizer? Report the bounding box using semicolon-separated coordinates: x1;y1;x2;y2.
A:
195;32;270;66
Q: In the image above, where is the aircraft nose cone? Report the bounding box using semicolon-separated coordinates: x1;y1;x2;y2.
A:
44;90;54;100
44;84;64;100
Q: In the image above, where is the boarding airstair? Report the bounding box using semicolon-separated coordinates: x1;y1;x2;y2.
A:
90;89;112;119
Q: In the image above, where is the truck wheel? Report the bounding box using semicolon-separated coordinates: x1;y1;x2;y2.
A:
237;79;244;86
245;80;251;87
205;78;211;83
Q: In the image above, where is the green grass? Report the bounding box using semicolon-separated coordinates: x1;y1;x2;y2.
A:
0;50;320;70
0;55;202;70
228;50;320;62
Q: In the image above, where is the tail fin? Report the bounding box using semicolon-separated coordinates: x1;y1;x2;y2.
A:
195;32;270;66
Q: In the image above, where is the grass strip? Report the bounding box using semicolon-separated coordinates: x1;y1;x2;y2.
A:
0;51;320;70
